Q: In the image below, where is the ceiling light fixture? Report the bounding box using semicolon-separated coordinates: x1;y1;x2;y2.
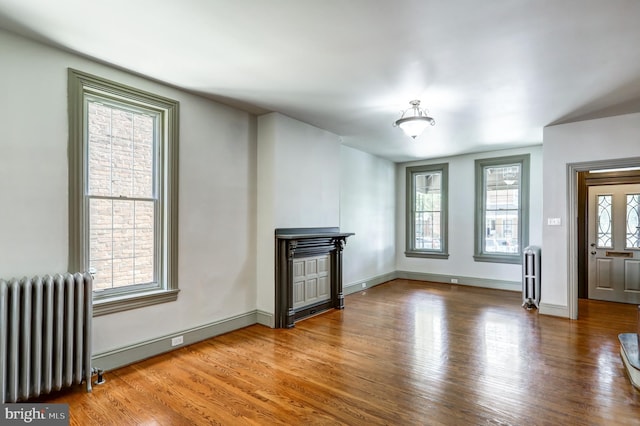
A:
393;100;435;139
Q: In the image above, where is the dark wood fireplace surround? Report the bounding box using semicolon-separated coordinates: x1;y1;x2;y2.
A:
275;227;354;328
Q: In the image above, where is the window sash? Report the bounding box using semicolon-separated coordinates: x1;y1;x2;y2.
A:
84;96;163;299
406;164;449;258
414;172;442;251
474;155;529;264
87;196;161;296
483;163;521;254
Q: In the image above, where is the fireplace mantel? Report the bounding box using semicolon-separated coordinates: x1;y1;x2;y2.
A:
275;227;354;328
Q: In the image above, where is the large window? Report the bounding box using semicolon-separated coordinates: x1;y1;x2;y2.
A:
474;155;529;264
68;69;179;316
406;163;449;259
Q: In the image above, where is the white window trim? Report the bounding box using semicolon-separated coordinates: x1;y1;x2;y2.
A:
68;69;179;316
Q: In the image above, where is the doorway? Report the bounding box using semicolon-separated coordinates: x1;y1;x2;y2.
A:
577;169;640;304
587;183;640;302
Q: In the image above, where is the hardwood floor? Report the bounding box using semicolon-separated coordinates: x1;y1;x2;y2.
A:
45;279;640;425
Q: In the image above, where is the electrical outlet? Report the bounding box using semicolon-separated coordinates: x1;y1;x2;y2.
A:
451;278;458;284
171;336;184;347
361;282;367;288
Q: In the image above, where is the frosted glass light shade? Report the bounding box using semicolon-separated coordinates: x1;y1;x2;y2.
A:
396;117;434;139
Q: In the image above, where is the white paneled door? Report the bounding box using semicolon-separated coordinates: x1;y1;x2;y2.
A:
588;184;640;303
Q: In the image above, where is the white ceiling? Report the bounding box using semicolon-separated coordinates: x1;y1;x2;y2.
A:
1;0;639;162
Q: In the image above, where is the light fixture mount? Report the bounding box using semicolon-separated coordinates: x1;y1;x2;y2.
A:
394;99;435;139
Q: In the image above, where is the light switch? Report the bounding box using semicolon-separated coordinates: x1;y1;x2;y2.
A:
547;217;562;226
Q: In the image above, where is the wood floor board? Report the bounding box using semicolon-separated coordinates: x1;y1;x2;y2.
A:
41;279;640;425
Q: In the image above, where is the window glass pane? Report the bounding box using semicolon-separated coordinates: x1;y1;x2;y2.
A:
111;136;134;198
414;171;442;250
627;194;640;249
597;195;613;248
91;259;113;292
135;256;155;285
87;102;112;197
133;114;154;198
89;198;113;291
134;200;156;284
112;257;134;289
87;136;111;196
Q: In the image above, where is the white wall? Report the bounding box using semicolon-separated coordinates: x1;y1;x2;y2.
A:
396;146;543;287
340;146;396;288
0;29;257;354
256;113;341;318
542;112;640;315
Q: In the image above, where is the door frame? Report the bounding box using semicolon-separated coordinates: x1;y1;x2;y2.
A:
569;158;640;319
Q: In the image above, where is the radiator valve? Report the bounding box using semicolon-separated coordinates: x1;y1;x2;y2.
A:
92;367;106;385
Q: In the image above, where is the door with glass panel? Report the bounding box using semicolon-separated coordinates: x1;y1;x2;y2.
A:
588;184;640;303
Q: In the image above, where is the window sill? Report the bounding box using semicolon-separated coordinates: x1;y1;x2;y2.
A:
405;251;450;259
473;254;522;265
93;289;180;317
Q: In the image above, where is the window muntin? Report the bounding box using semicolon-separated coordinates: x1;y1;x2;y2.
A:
475;155;529;264
406;164;448;258
68;69;179;315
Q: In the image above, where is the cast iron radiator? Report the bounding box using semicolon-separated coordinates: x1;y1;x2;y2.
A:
522;246;541;309
0;273;93;403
